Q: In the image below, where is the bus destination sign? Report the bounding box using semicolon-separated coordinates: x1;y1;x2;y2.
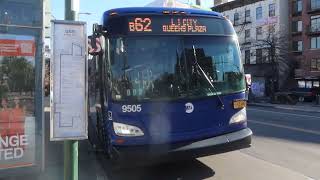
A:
163;18;207;33
128;17;207;33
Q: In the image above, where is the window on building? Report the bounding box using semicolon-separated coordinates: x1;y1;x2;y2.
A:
245;9;251;22
311;0;320;10
306;81;313;88
234;12;239;25
298;41;303;51
292;20;302;32
263;49;270;63
256;7;262;20
311;15;320;32
314;81;320;87
0;3;38;26
311;58;320;71
256;49;263;64
293;40;303;51
298;80;306;88
245;50;250;64
245;29;250;40
256;27;263;39
311;37;320;49
269;3;275;17
293;0;302;13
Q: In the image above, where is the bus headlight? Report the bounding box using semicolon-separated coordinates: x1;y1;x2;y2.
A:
229;108;247;124
113;122;144;137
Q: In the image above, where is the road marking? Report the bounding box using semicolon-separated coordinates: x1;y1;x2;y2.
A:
249;120;320;136
248;108;320;119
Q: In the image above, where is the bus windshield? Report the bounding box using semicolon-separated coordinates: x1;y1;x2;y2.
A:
109;36;245;101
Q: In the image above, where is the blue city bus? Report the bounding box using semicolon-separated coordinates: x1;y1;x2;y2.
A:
88;7;252;164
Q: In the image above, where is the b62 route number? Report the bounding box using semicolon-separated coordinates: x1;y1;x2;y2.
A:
122;105;142;113
129;18;152;32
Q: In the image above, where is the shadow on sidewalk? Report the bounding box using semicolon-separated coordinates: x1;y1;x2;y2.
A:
98;157;215;180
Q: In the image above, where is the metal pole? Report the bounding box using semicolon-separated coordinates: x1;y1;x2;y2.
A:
64;141;71;180
65;0;78;21
64;0;79;180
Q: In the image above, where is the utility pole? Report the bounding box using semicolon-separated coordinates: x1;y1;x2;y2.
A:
65;0;79;21
64;1;79;180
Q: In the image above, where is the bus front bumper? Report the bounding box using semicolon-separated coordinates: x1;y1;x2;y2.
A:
112;128;252;164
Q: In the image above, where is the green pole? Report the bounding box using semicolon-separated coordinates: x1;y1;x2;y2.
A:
65;0;78;21
64;141;79;180
64;141;71;180
72;141;79;180
64;0;79;180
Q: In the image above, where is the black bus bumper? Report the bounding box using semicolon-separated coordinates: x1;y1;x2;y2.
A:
112;128;252;164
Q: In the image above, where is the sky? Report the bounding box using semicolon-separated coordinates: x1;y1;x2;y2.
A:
52;0;214;34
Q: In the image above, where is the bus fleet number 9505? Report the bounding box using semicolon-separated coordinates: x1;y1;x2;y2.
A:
122;105;142;113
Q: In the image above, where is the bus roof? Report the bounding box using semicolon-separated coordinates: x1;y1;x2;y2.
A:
102;7;223;25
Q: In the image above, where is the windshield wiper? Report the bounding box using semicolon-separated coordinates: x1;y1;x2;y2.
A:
192;45;225;110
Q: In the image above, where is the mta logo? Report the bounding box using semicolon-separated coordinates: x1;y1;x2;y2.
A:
185;103;194;113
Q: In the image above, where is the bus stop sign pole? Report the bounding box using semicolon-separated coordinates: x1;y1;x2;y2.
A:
64;0;79;180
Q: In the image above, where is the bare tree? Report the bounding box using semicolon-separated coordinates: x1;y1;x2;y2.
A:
251;25;293;97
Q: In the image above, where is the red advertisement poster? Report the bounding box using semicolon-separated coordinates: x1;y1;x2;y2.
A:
0;39;35;57
0;34;36;169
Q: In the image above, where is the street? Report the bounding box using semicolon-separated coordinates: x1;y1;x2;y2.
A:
16;105;319;180
97;106;320;180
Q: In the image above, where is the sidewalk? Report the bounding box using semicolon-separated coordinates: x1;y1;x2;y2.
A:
248;102;320;113
37;111;108;180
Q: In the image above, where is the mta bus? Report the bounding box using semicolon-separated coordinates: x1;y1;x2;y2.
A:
88;7;252;164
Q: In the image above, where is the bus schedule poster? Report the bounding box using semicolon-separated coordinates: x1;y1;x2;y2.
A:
50;20;88;141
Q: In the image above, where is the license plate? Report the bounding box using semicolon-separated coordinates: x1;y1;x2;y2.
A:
233;100;247;109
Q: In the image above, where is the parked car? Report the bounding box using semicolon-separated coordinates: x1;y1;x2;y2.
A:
291;87;320;102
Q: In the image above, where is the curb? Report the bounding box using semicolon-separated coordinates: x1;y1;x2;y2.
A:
248;103;320;113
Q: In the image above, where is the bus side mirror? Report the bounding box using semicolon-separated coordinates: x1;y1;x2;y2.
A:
88;24;104;56
88;35;103;56
93;24;102;35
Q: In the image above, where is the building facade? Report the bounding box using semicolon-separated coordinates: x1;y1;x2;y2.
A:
213;0;289;97
289;0;320;89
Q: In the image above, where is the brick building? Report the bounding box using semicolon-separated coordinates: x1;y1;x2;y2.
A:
290;0;320;88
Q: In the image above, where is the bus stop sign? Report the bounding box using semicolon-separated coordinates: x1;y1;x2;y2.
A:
50;20;88;141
